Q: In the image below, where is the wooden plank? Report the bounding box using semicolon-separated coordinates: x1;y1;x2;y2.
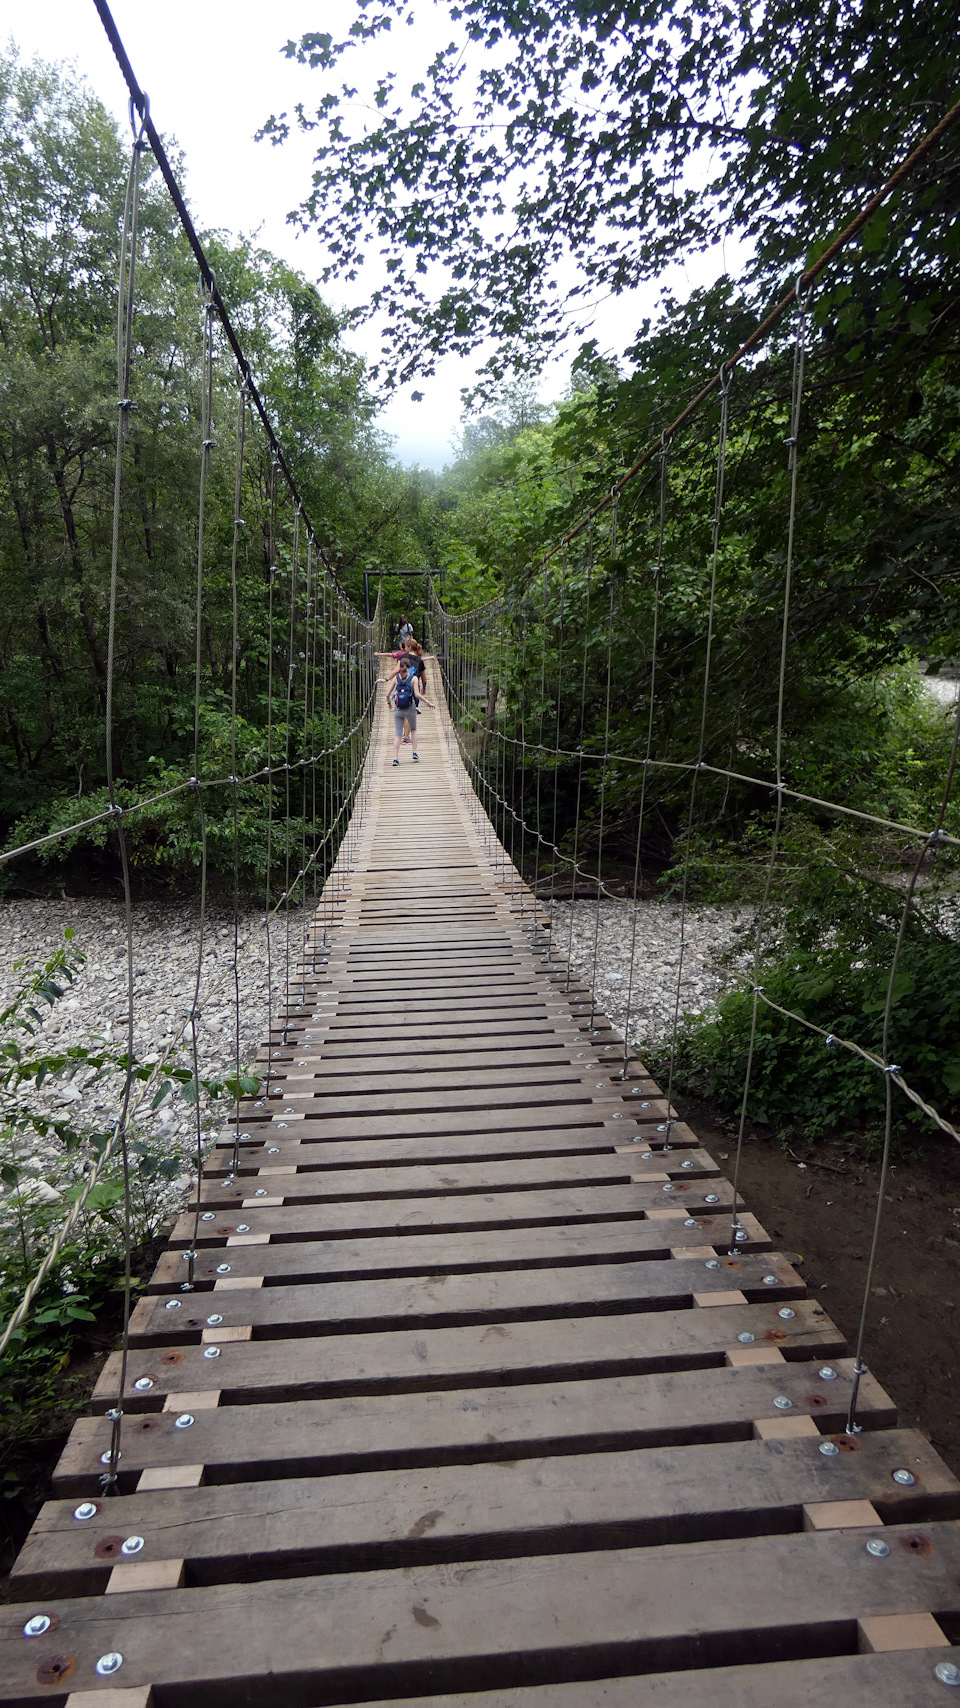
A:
235;1109;648;1146
311;1651;960;1708
199;1152;716;1203
18;1430;953;1597
129;1253;804;1345
170;1181;738;1248
51;1359;897;1496
4;1527;960;1704
210;1127;628;1170
146;1212;772;1291
94;1298;845;1410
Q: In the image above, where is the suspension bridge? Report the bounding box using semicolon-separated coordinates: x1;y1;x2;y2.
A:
2;1;960;1700
3;675;960;1704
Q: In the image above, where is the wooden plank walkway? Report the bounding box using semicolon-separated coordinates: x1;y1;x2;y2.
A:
4;669;960;1705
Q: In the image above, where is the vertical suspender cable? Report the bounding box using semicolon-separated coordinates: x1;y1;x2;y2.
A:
101;105;148;1492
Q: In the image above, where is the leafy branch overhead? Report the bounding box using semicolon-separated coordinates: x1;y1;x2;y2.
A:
263;0;960;385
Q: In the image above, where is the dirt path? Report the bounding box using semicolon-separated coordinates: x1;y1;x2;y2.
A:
679;1093;960;1473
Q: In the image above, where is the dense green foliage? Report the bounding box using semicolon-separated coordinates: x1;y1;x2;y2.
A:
270;0;959;389
0;50;431;890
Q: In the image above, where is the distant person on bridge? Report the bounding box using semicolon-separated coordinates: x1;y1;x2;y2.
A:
395;615;413;649
381;659;434;764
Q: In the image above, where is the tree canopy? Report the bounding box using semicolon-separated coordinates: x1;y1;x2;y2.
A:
265;0;960;386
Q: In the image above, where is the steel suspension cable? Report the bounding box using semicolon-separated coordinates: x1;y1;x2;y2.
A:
661;369;733;1148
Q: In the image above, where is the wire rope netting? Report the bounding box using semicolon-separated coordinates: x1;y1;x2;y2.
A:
0;21;380;1497
430;99;960;1432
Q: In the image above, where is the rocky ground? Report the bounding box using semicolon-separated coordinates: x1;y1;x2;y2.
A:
0;898;313;1229
550;897;750;1047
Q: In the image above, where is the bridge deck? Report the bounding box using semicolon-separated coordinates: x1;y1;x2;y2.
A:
4;676;960;1705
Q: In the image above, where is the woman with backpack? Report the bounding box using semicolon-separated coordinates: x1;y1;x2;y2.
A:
379;659;435;764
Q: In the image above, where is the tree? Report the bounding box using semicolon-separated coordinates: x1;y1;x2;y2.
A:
0;47;432;887
264;0;960;386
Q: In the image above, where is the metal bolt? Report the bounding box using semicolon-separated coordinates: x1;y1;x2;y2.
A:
268;1147;279;1154
935;1661;960;1686
681;1159;694;1169
892;1468;917;1486
23;1615;52;1638
595;1082;604;1088
284;1108;295;1114
203;1346;221;1359
819;1441;840;1457
121;1536;144;1556
777;1307;796;1320
819;1366;838;1381
73;1503;98;1522
133;1377;154;1391
762;1275;779;1286
657;1124;667;1132
612;1113;622;1119
735;1229;748;1242
737;1332;755;1344
640;1150;653;1159
216;1263;231;1274
866;1538;891;1558
773;1396;792;1410
704;1194;719;1204
201;1212;215;1222
705;1259;720;1270
235;1224;250;1233
100;1450;121;1464
95;1653;124;1677
277;1122;288;1129
106;1408;122;1421
662;1183;675;1193
206;1314;223;1326
640;1101;650;1108
174;1413;195;1429
684;1218;699;1228
164;1300;182;1311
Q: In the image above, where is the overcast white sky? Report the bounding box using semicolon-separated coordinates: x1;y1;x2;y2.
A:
3;2;745;468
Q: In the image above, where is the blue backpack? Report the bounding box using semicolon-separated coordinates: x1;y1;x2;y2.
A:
394;674;415;710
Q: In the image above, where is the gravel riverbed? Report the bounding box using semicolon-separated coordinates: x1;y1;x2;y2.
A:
0;898;303;1225
551;899;750;1047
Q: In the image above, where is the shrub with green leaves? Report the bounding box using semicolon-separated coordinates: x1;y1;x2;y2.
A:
657;832;960;1145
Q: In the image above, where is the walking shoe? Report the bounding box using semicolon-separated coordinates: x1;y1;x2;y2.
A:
402;736;411;745
412;752;420;761
392;758;399;766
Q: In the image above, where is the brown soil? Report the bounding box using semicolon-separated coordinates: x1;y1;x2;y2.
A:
677;1093;960;1475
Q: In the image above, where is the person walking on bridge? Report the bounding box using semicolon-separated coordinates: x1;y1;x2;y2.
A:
381;659;434;764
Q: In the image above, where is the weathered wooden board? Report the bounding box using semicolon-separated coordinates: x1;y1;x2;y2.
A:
4;1528;960;1704
51;1359;897;1496
315;1652;960;1708
195;1150;713;1204
129;1252;803;1345
146;1212;772;1291
94;1298;845;1410
170;1180;738;1248
18;1430;954;1597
